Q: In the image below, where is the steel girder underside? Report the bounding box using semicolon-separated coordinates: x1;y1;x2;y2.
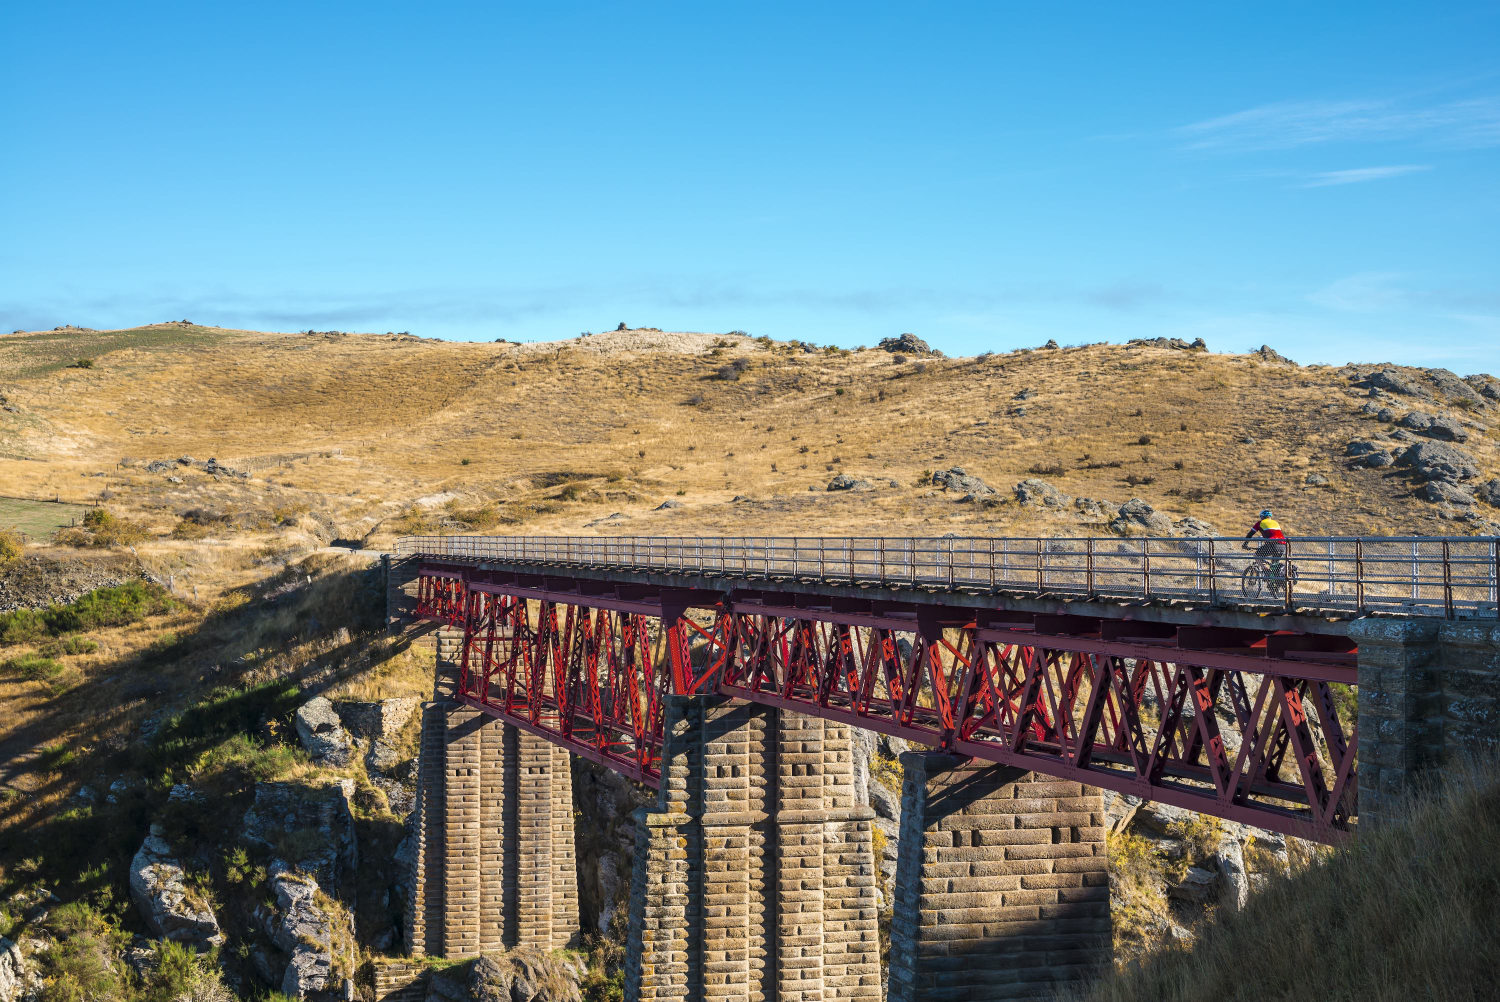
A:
413;564;1359;843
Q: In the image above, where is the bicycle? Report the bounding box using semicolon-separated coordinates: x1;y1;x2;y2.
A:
1240;542;1299;599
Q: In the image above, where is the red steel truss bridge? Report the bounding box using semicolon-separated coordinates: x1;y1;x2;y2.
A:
397;534;1500;844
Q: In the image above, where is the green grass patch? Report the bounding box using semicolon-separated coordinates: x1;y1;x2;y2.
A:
40;634;98;656
0;498;88;540
36;742;79;772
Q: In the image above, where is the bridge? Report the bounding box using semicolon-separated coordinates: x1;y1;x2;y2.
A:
379;534;1500;1002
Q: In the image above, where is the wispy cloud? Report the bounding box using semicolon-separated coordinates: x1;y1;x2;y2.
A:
1178;95;1500;151
1300;164;1432;187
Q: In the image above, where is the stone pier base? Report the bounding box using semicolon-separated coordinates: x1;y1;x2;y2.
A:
888;754;1111;1002
625;697;883;1002
405;702;579;956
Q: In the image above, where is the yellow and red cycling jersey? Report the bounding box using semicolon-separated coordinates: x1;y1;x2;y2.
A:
1247;517;1287;543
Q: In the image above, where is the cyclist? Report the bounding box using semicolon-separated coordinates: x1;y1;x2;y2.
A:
1242;509;1289;579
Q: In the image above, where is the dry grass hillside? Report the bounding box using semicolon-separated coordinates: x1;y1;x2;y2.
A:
0;321;1496;999
3;322;1499;560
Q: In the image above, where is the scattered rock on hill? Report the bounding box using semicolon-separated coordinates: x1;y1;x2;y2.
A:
1399;440;1480;485
1014;478;1070;508
1425;368;1487;407
1464;373;1500;403
1173;516;1218;537
877;333;933;355
243;781;359;893
1110;498;1174;536
1253;345;1294;364
1421;481;1475;506
1127;337;1207;351
930;467;993;499
295;697;354;767
130;825;226;948
654;500;682;510
0;938;34;1002
1305;473;1329;486
426;949;587;1002
826;474;875;492
202;457;249;479
1397;411;1468;442
1480;480;1500;507
144;459;174;473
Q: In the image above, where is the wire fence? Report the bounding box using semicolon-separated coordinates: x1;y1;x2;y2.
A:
395;534;1500;620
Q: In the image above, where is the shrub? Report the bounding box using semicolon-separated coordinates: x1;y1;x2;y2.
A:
1136;434;1153;446
0;607;48;644
41;635;98;656
1029;463;1066;476
142;939;234;1002
64;506;148;547
47;580;173;632
37;902;125;1002
460;458;471;466
3;653;63;681
68;357;95;369
0;528;21;569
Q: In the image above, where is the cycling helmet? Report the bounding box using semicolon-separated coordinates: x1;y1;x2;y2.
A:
1259;509;1273;518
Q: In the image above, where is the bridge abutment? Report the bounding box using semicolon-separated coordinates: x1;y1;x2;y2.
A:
405;701;579;957
625;696;883;1002
888;753;1111;1002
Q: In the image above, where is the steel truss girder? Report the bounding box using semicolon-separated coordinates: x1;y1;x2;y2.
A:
411;567;1358;842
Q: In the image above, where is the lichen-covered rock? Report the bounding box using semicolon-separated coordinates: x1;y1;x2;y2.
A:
1479;480;1500;508
1014;478;1070;508
295;697;353;766
868;778;901;825
1345;439;1383;457
1361;450;1396;468
1217;840;1250;914
1110;498;1173;536
1172;516;1217;537
1074;497;1120;522
426;949;586;1002
877;333;933;355
262;867;355;1001
129;826;225;948
1355;368;1426;398
1400;441;1480;483
1421;481;1475;506
1464;373;1500;403
1397;411;1468;442
333;697;419;741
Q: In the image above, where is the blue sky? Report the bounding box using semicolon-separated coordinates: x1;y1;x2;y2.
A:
3;2;1497;370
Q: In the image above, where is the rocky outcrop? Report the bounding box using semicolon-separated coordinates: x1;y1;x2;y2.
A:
0;938;35;1002
877;333;933;355
826;474;875;492
242;781;358;894
1396;411;1468;442
1127;337;1207;351
1014;478;1070;508
1355;368;1426;398
1399;440;1481;492
426;949;587;1002
1109;498;1174;536
261;867;355;1001
295;697;354;766
335;696;419;775
129;826;225;948
931;467;994;500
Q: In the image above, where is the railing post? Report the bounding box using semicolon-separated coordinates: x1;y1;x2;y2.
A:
989;537;997;590
1442;539;1454;619
1086;537;1095;598
909;539;917;587
947;539;955;589
1284;538;1294;611
1207;537;1217;605
1355;538;1366;611
1036;540;1044;594
1141;540;1151;599
819;538;826;579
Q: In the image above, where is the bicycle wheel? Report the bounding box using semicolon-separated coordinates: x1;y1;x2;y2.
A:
1240;562;1268;599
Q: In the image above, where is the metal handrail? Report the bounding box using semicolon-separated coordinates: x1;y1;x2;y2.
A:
394;534;1500;620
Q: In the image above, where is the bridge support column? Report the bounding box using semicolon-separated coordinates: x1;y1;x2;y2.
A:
888;754;1110;1002
625;697;882;1002
405;701;579;957
1352;619;1500;828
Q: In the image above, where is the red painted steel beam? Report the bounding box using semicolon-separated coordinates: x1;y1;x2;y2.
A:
408;566;1359;842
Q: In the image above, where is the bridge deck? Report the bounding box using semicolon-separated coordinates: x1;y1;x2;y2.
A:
397;533;1500;621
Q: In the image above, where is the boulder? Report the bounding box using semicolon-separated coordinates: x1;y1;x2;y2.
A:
1102;790;1144;833
1074;497;1121;522
1110;499;1173;536
826;474;874;492
1304;473;1329;486
653;500;681;510
262;867;355;1002
295;697;353;766
1014;478;1070;509
1464;373;1500;403
428;948;586;1002
1168;866;1219;906
129;826;226;948
1361;451;1395;469
1173;516;1218;537
1479;480;1500;508
1399;441;1480;483
1127;337;1207;351
1344;439;1383;457
1253;345;1293;364
1425;368;1487;407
